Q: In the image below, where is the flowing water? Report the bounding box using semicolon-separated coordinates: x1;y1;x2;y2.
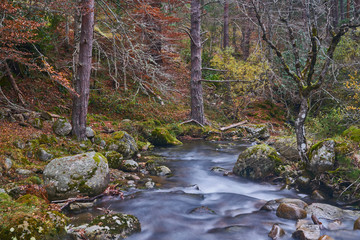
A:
70;141;360;240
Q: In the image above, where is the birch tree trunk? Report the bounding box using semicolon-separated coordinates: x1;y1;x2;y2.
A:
72;0;94;140
295;96;309;162
190;0;205;124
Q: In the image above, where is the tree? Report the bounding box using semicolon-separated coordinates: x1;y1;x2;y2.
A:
71;0;95;140
250;0;360;162
190;0;205;124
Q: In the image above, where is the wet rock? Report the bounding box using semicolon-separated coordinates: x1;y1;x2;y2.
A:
211;166;228;173
270;136;300;161
189;206;216;215
145;181;155;189
243;124;270;140
107;131;138;158
295;176;311;191
308;140;335;174
233;144;281;180
121;160;139;172
150;127;182;146
103;151;123;169
67;213;141;240
86;127;95;138
127;180;136;187
292;224;320;240
354;217;360;230
327;220;342;230
147;165;172;176
52;118;72;136
318;235;334;240
69;202;94;211
276;203;307;220
268;224;285;239
37;149;53;161
4;158;13;170
306;203;360;221
261;198;308;211
311;190;326;200
16;168;33;175
43;152;109;200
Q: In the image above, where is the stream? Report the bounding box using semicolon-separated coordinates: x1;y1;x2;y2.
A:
70;141;360;240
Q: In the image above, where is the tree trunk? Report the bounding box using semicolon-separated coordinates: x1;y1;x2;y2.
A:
331;0;339;27
232;24;238;52
190;0;205;124
340;0;344;21
223;0;229;49
4;61;25;106
72;0;94;140
355;0;360;17
295;96;309;163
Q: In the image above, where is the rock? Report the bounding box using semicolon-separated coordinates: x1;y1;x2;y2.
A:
147;165;172;176
261;198;308;211
52;118;72;136
211;166;228;173
354;217;360;230
233;144;281;180
292;224;320;240
270;136;300;161
40;111;53;120
43;152;109;200
243;124;270;140
67;213;141;240
276;203;307;220
4;158;13;170
30;118;43;129
107;131;138;158
127;180;136;187
268;224;285;239
86;127;95;138
318;235;335;240
189;206;216;215
37;149;53;161
16;168;33;175
13;140;25;149
311;190;326;200
145;181;155;189
69;202;94;211
150;127;182;146
327;220;342;230
308;140;336;174
13;113;25;122
121;160;139;172
103;151;123;169
306;203;360;220
296;176;312;191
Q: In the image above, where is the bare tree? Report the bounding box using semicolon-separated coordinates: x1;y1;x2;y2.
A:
72;0;95;140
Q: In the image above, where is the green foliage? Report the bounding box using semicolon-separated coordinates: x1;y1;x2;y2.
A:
342;126;360;142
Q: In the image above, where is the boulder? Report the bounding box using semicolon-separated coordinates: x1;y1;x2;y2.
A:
268;224;285;240
306;203;360;221
52;118;72;136
276;203;307;220
43;152;109;200
308;140;335;174
261;198;308;211
233;144;281;180
67;213;141;240
86;127;95;138
103;151;123;169
107;131;138;159
121;160;139;172
292;224;320;240
243;124;270;140
37;149;53;161
150;127;182;146
270;136;300;161
354;217;360;230
146;162;172;176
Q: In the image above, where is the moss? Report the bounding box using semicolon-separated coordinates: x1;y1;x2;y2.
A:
93;152;107;165
150;127;182;146
103;151;123;169
16;194;46;206
343;126;360;142
308;139;333;160
24;176;43;185
0;192;11;201
89;213;141;235
112;131;125;140
78;180;92;193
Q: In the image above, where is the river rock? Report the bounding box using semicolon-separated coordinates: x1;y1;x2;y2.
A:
292;224;320;240
147;165;172;176
276;203;307;220
52;118;72;136
107;131;138;159
306;203;360;220
268;224;285;239
308;140;335;174
233;144;281;180
86;127;95;138
37;149;53;161
328;220;342;230
43;152;109;200
243;124;270;140
150;127;182;146
67;213;141;240
270;136;300;161
145;181;155;189
261;198;308;211
354;217;360;230
121;160;139;172
103;151;123;169
189;206;216;215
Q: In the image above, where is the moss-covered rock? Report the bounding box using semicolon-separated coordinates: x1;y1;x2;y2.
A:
43;152;109;200
107;131;138;159
121;160;139;172
308;140;336;174
52;118;72;136
270;136;299;162
233;144;281;180
103;151;123;169
343;126;360;142
67;213;141;240
0;194;68;240
150;127;182;146
243;124;270;140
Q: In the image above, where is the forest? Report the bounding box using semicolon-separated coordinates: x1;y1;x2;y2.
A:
2;0;360;239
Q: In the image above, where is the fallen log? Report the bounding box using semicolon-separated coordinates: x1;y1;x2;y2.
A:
219;120;247;131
